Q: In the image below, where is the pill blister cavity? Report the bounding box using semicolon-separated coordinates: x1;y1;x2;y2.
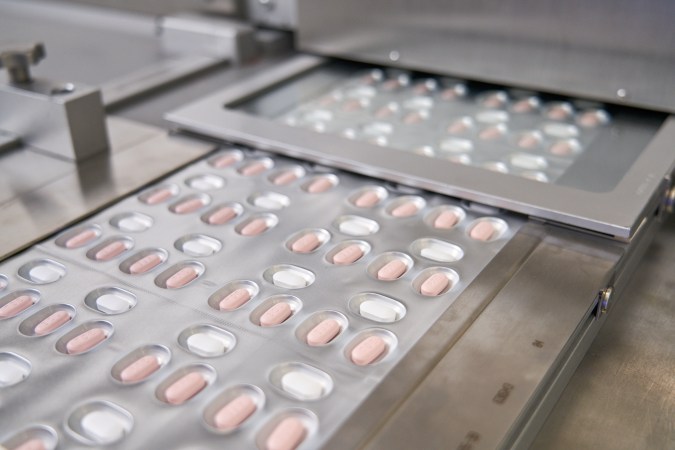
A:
235;213;278;236
0;425;58;450
138;184;178;205
0;274;7;291
203;384;265;433
175;234;222;257
209;280;259;311
178;324;236;358
84;287;137;315
411;238;464;262
208;149;243;168
119;248;168;275
109;212;153;232
349;185;388;208
56;321;113;355
0;289;40;319
326;240;370;265
577;109;610;128
169;193;211;214
65;401;133;445
468;218;509;242
251;295;302;327
238;158;274;176
249;192;291;210
264;265;315;290
509;153;548;170
154;261;204;289
202;202;244;226
111;345;171;384
542;122;579;138
426;206;466;230
367;253;413;281
345;329;397;366
86;237;133;262
302;174;339;194
255;409;318;450
475;110;509;124
286;229;330;254
269;166;305;186
19;304;75;337
439;137;473;154
186;174;225;191
295;310;348;347
156;364;216;405
385;196;426;218
0;352;31;387
412;268;460;297
18;259;66;284
543;101;574;120
270;362;333;401
56;225;101;249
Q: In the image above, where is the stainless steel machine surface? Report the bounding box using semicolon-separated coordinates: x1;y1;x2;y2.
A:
0;0;673;449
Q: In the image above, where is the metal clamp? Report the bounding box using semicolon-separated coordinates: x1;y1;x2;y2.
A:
0;42;45;84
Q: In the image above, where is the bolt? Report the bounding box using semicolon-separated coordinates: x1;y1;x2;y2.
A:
616;88;628;99
389;50;400;62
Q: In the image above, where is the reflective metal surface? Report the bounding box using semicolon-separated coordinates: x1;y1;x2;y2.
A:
296;0;675;113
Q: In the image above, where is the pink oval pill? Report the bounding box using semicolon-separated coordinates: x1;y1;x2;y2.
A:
66;327;107;354
34;310;71;335
351;335;387;366
403;111;425;125
166;267;198;289
260;302;292;327
239;161;268;176
214;393;257;430
332;244;364;265
219;288;252;311
95;241;128;261
145;188;174;205
208;206;238;225
164;371;207;405
120;355;161;383
14;438;46;450
306;318;341;346
433;210;459;229
173;198;205;214
354;191;381;208
517;134;540;149
291;233;320;253
129;253;162;274
447;119;470;134
212;153;240;168
65;229;98;248
0;295;34;318
420;273;450;296
266;417;307;450
273;171;299;186
306;177;334;193
240;218;268;236
391;201;418;218
479;126;503;140
549;140;578;156
377;259;408;280
470;221;496;241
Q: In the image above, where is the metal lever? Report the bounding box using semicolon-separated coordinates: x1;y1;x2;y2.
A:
0;42;45;84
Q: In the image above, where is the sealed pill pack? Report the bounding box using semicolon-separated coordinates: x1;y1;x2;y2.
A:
0;148;522;449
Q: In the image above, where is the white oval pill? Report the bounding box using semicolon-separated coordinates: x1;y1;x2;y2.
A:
306;319;341;346
187;333;226;357
543;122;579;138
214;394;257;430
164;372;207;405
96;294;133;314
417;240;464;262
272;270;310;289
510;153;548;170
359;300;398;322
281;371;324;400
338;217;379;236
0;359;29;386
81;410;127;443
266;417;307;450
28;264;65;283
351;335;387;366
